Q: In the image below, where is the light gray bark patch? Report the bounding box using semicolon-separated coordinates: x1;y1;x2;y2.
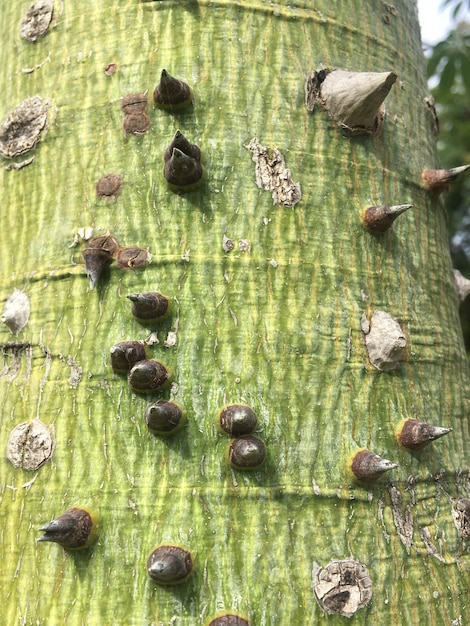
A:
59;354;83;388
452;497;470;539
20;1;54;42
67;356;82;388
313;558;373;618
0;96;51;159
453;269;470;302
419;527;446;562
7;419;55;470
2;289;30;335
387;484;414;553
245;138;301;207
361;310;406;371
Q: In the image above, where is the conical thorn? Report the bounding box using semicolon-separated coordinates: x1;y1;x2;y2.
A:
422;165;470;193
350;449;398;483
82;248;113;289
164;148;204;190
319;69;397;134
153;69;193;111
164;130;201;162
397;419;452;450
362;204;413;233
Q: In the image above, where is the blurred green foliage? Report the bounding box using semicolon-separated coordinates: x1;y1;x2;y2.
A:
426;0;470;349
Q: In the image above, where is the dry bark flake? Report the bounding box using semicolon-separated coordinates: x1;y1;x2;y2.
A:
7;419;55;470
20;0;54;42
313;558;372;618
0;96;50;159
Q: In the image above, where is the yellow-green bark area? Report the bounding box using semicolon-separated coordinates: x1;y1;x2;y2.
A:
1;1;469;624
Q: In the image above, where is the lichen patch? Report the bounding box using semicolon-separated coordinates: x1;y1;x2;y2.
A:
0;96;51;159
20;0;54;42
245;138;301;207
7;419;55;470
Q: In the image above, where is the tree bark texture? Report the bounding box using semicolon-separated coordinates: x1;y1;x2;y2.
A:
1;1;469;624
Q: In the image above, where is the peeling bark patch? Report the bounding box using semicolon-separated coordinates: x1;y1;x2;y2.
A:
7;419;55;470
387;484;413;553
20;1;54;42
2;290;30;335
419;527;446;562
245;138;301;207
452;498;470;539
313;559;372;618
5;157;35;170
304;69;329;112
361;310;406;371
0;96;50;159
59;355;82;388
95;174;123;201
1;343;33;383
424;95;439;134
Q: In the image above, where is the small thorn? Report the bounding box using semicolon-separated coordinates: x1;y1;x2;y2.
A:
110;341;147;373
350;449;398;483
318;69;397;134
164;130;201;162
37;507;99;549
164;147;204;190
127;292;170;323
397;419;452;450
422;165;470;193
82;248;113;289
362;204;413;233
153;69;193;111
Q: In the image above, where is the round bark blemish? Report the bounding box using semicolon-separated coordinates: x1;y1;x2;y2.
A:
95;174;123;201
0;96;51;159
116;247;151;269
7;419;55;470
361;310;406;371
313;558;372;618
20;0;54;42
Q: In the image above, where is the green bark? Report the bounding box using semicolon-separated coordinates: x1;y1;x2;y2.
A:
1;1;469;624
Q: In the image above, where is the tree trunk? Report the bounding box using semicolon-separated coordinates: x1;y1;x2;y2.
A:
1;1;469;624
